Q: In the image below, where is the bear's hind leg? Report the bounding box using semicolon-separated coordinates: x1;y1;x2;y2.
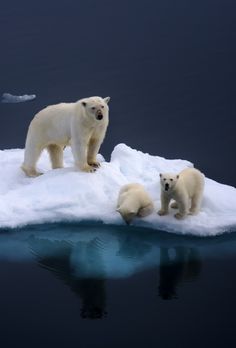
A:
21;145;43;177
189;193;202;215
21;165;43;177
138;203;154;217
47;144;64;169
170;201;178;209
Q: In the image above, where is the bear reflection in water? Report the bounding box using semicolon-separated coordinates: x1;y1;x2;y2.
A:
28;230;202;318
158;247;201;300
29;238;107;319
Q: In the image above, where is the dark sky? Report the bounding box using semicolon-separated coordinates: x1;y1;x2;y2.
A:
0;0;236;186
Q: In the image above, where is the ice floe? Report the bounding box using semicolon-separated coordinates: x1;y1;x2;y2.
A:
0;144;236;236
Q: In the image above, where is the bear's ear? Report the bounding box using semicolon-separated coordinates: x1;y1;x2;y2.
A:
104;97;110;104
82;101;87;107
159;173;162;178
176;175;179;179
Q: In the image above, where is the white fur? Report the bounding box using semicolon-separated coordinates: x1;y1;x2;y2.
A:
117;183;154;224
158;168;205;219
21;96;110;176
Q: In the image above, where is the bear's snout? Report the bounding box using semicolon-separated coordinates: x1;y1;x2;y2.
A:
165;183;169;191
96;111;103;120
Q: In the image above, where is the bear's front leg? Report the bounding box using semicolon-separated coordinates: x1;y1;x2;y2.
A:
71;138;96;173
158;193;170;216
174;197;188;220
87;137;102;168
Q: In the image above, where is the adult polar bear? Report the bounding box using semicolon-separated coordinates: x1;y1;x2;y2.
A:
21;96;110;177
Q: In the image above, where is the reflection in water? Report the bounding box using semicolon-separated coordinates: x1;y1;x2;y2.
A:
158;247;201;300
29;238;107;319
0;223;235;317
78;279;107;319
25;226;203;317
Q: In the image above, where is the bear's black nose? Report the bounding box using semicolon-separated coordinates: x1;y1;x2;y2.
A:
96;114;103;120
165;183;169;191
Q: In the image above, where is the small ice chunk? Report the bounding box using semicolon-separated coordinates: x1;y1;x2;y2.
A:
1;93;36;103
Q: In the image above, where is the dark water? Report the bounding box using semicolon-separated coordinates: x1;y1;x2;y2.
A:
0;223;235;348
1;0;236;347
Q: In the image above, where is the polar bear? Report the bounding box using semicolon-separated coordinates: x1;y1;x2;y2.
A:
117;183;154;225
21;96;110;177
158;168;205;219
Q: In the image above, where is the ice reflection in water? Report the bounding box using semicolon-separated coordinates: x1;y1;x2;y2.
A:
0;223;235;318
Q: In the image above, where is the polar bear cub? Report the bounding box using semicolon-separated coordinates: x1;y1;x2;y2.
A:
21;96;110;177
117;183;154;225
158;168;205;219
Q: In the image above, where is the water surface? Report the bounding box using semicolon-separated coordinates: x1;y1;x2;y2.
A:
0;223;236;347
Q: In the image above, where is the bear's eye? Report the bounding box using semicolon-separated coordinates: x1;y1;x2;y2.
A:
91;107;96;110
163;178;166;181
170;178;173;181
101;105;104;109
